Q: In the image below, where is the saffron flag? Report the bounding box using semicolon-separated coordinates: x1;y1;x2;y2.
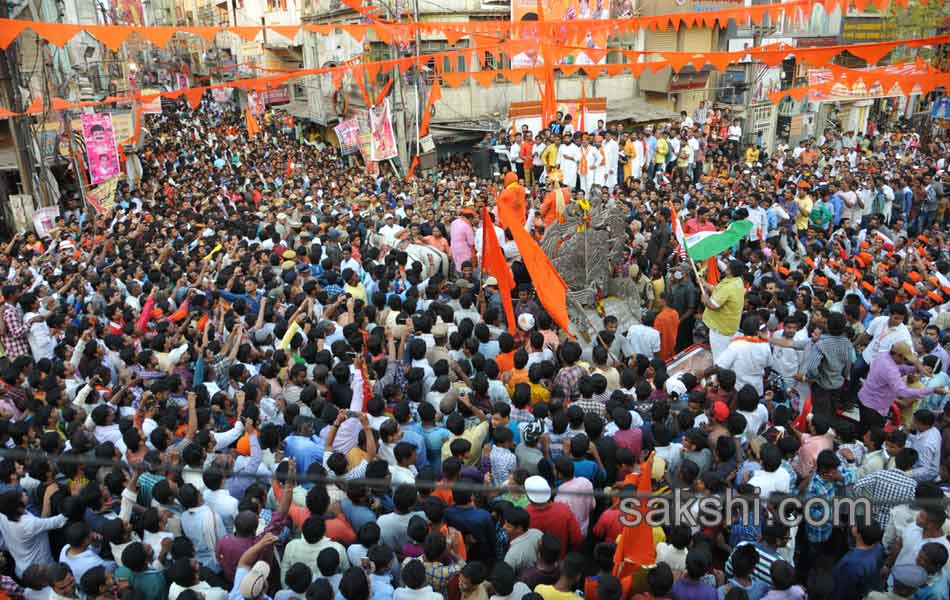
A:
245;108;261;138
480;206;517;334
497;184;571;334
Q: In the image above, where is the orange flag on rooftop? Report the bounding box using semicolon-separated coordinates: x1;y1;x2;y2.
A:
245;108;261;138
481;206;517;334
496;177;571;334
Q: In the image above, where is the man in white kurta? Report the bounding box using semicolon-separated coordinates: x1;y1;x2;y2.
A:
714;318;774;397
603;133;620;191
578;140;600;196
631;132;647;180
556;136;581;191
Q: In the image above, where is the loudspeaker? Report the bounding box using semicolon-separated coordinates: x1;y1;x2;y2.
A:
472;148;492;179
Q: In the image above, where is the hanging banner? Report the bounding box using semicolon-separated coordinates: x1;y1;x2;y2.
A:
263;86;291;105
32;206;60;239
114;0;145;25
175;73;189;90
369;98;398;162
352;108;374;168
141;88;162;113
247;90;266;116
212;88;233;103
81;113;121;186
511;0;610;67
87;175;121;214
335;118;361;155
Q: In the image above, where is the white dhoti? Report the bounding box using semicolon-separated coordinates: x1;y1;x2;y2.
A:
579;173;594;196
708;329;737;362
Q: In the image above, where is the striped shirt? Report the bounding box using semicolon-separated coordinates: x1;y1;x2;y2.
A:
724;541;783;587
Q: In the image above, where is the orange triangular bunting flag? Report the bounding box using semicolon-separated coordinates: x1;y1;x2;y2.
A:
706;52;734;72
802;48;839;68
0;20;28;49
31;23;82;47
229;26;260;41
584;65;605;80
91;25;133;52
849;43;892;65
184;88;204;109
506;69;530;84
136;26;177;47
559;64;581;77
187;27;220;42
664;52;691;72
472;70;496;88
603;64;625;76
268;26;300;40
441;71;469;88
444;28;464;45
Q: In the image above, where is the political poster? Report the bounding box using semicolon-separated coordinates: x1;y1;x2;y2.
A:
32;206;60;238
87;176;121;214
334;119;361;156
81;113;120;186
369;99;398;162
114;0;145;25
212;88;233;103
247;91;265;116
510;0;610;67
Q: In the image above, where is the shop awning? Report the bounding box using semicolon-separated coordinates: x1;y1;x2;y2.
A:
670;71;710;92
606;97;678;123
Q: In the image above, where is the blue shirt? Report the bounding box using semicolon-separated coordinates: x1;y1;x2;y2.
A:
829;192;844;226
216;290;263;315
572;458;605;487
445;505;496;563
831;546;884;600
341;498;377;533
400;428;429;471
284;434;324;473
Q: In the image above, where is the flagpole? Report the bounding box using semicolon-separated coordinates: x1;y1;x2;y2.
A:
669;201;707;295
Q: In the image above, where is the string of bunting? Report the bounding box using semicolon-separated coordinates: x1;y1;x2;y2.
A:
4;34;950;118
0;0;913;52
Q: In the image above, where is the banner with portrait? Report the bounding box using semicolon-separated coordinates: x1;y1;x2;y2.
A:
510;0;611;67
334;118;361;155
369;99;398;162
141;89;162;114
81;113;120;186
87;175;121;214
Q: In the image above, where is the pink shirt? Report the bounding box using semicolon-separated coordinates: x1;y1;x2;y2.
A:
450;217;475;266
796;432;833;478
557;477;595;535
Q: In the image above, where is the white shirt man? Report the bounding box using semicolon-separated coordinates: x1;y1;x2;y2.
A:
508;138;522;172
603;136;620;190
714;333;773;396
625;322;660;359
861;314;913;365
557;141;581;189
578;142;600;196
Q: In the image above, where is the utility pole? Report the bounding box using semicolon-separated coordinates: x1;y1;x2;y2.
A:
387;1;408;175
412;0;420;159
0;1;37;200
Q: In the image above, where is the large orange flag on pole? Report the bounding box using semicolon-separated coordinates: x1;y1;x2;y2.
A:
481;206;517;334
497;183;571;334
245;108;261;138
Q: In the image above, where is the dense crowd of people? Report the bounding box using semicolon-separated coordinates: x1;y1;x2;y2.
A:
0;93;949;600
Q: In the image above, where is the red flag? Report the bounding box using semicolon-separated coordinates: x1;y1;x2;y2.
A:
285;156;293;177
497;184;571;334
481;206;517;334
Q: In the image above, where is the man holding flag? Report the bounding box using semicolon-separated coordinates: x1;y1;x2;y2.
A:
671;205;751;360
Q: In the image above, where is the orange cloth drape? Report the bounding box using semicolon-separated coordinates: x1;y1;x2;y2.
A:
497;185;571;334
614;456;656;578
654;307;679;361
245;108;261;137
481;206;517;334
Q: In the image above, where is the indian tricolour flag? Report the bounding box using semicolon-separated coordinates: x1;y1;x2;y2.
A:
671;206;753;261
